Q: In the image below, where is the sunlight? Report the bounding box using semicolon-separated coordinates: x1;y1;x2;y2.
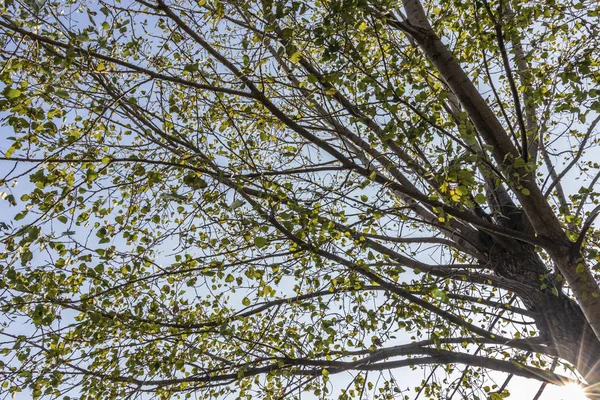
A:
545;383;589;400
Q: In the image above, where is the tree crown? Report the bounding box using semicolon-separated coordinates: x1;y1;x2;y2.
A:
1;0;600;398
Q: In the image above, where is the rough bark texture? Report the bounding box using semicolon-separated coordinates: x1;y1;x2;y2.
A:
488;238;600;384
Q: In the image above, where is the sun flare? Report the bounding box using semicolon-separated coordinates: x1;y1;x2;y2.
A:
548;383;589;400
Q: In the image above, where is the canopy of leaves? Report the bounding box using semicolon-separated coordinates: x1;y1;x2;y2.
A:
1;0;600;399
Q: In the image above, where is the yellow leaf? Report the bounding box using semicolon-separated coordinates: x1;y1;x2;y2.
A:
290;52;302;63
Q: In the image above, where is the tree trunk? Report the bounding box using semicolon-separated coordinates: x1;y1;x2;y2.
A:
490;241;600;385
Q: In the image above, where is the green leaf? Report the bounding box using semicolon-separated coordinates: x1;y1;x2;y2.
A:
5;194;16;206
184;63;199;72
254;237;267;248
183;173;207;190
474;193;487;204
455;186;469;196
56;90;70;99
21;249;33;266
4;88;22;99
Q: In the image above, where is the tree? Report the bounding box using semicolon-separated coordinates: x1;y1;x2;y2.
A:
1;0;600;398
